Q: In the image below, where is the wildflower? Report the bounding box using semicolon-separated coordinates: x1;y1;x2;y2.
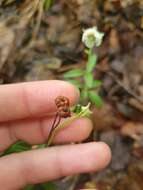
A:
47;96;92;146
82;27;104;48
55;96;71;118
47;96;71;144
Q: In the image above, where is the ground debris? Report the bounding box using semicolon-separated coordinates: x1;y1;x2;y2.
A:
0;0;143;189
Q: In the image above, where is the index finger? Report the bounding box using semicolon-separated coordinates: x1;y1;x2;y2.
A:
0;80;79;122
0;142;111;189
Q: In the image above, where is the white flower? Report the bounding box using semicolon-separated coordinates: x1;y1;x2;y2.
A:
82;27;104;48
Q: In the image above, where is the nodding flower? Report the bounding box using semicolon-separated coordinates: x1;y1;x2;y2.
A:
47;96;92;146
47;96;71;144
55;96;71;118
82;26;104;49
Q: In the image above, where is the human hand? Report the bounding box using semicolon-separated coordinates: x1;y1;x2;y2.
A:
0;80;111;189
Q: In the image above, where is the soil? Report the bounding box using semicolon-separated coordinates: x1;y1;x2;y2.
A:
0;0;143;190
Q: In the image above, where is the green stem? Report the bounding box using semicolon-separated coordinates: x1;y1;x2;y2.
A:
47;114;78;146
47;103;91;146
86;48;92;72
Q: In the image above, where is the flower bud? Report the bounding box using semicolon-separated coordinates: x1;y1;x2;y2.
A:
82;27;104;49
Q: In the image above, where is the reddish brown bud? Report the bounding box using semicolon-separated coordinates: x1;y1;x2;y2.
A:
55;96;71;118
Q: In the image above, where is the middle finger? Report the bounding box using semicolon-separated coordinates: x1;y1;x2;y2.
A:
0;117;93;152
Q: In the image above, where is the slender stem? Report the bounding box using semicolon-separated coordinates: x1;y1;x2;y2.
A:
86;48;92;71
46;112;58;144
47;114;78;146
47;103;91;146
53;115;61;129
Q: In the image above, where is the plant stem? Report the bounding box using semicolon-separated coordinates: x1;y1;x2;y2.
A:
86;48;92;71
47;103;91;146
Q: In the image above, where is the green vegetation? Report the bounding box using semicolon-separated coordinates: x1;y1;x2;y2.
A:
64;27;104;108
44;0;54;10
64;51;103;107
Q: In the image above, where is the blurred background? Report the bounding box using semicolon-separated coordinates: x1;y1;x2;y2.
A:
0;0;143;189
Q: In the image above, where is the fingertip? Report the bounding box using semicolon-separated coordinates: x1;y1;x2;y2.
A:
24;80;80;117
60;80;80;105
45;80;80;106
94;142;112;170
0;80;80;122
53;117;93;143
78;118;93;140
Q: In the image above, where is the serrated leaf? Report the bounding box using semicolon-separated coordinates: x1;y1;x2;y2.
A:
88;91;103;108
64;69;84;78
84;72;94;88
67;79;82;88
87;53;97;72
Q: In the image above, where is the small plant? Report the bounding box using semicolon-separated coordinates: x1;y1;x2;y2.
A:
64;27;104;108
3;96;92;190
47;96;71;145
47;96;91;146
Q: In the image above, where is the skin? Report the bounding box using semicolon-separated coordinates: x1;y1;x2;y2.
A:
0;80;111;190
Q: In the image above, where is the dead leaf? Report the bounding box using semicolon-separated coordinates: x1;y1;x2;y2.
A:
121;122;143;141
109;29;120;54
129;98;143;113
0;22;14;70
92;103;123;131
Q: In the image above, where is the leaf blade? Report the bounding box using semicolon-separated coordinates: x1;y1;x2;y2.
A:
84;72;94;88
92;80;102;88
88;91;103;108
64;69;84;78
67;79;82;88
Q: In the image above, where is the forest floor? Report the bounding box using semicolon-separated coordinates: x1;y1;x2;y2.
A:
0;0;143;189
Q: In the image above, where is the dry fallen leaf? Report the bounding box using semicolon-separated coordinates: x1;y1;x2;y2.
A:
121;122;143;141
92;103;123;131
0;22;14;70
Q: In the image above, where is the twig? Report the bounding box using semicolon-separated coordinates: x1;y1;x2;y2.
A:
108;72;143;104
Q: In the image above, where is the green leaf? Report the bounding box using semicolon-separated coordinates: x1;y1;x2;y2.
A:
64;69;84;78
92;80;102;88
47;103;92;146
72;104;82;114
67;79;82;88
78;103;92;117
3;141;31;155
81;89;88;101
41;181;57;190
88;91;103;108
87;53;97;72
84;72;94;88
